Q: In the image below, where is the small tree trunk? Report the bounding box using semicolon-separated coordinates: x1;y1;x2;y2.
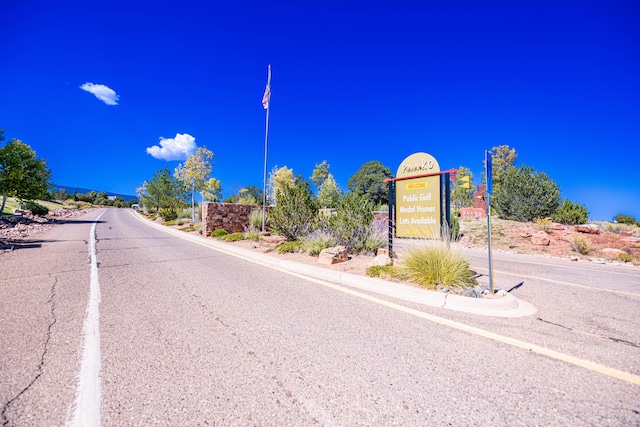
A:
0;194;7;215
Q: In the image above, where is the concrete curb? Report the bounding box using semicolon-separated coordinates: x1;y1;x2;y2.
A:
132;212;538;318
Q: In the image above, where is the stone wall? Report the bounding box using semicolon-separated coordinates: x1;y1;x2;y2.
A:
202;202;258;235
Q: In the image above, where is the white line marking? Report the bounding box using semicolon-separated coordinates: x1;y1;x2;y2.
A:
67;210;105;427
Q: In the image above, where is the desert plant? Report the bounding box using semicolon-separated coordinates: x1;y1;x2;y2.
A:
327;192;375;253
366;265;403;280
400;244;477;289
552;200;588;225
269;181;317;241
277;241;305;254
492;165;560;222
244;231;262;242
220;232;244;242
247;208;265;232
617;252;633;263
614;214;637;225
20;201;49;215
303;230;337;256
158;207;178;221
535;217;552;232
211;229;228;238
570;233;591;255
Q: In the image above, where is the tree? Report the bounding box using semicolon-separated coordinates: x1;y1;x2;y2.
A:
224;185;263;205
310;160;330;191
201;177;222;202
347;161;393;206
492;165;560;222
552;200;588;225
267;166;295;203
142;166;188;219
0;138;52;214
174;147;215;222
317;173;342;209
451;166;474;209
487;145;517;194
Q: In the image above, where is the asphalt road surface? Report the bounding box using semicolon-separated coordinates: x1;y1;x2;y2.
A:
1;209;639;426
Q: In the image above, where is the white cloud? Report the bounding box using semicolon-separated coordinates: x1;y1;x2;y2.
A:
80;82;119;105
146;133;197;161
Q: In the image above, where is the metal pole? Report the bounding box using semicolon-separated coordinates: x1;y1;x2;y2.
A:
388;180;395;256
261;65;271;232
487;192;494;294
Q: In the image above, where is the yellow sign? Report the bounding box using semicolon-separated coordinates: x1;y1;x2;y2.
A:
395;152;441;238
406;182;427;190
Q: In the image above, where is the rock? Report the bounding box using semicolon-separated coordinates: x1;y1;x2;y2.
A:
262;235;287;245
600;248;627;256
531;232;550;246
318;246;349;265
376;248;389;256
621;238;640;248
519;229;533;238
619;229;635;237
574;224;600;234
368;254;393;267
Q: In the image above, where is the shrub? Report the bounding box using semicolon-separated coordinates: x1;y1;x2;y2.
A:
366;265;403;280
614;214;637;225
277;241;305;254
535;217;552;232
158;207;178;221
247;208;265;232
400;244;477;289
269;181;317;241
20;201;49;215
220;232;244;242
493;165;560;222
552;200;588;225
303;230;337;256
327;192;375;253
211;229;228;238
449;211;461;241
617;252;633;263
570;233;591;255
244;231;262;242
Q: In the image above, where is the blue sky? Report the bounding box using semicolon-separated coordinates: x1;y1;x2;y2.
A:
1;1;638;221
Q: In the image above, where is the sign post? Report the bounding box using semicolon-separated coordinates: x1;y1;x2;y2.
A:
485;150;495;294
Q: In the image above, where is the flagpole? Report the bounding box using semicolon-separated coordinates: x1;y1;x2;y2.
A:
261;65;272;232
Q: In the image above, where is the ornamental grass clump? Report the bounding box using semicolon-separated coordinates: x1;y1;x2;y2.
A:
400;244;477;290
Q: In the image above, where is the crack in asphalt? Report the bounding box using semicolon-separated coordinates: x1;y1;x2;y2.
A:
1;276;59;427
537;317;640;349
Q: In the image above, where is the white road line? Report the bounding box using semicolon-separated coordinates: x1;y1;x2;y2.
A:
67;210;105;427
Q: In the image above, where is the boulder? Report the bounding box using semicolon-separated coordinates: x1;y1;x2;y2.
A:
531;232;550;246
368;254;393;267
574;224;600;234
600;248;627;256
318;246;349;265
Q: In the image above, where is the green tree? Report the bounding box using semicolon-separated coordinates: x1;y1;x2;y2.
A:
0;138;52;214
202;177;222;202
347;160;393;206
142;166;187;218
451;166;474;209
614;214;637;225
224;185;263;205
317;173;342;209
487;145;517;194
493;165;560;222
269;180;318;240
552;200;589;225
310;160;330;191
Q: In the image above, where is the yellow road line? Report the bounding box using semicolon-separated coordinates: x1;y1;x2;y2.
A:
129;211;640;386
471;265;640;298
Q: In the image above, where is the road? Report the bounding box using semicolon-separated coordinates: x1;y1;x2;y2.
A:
1;208;639;426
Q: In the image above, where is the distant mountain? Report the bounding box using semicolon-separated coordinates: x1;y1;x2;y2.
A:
54;185;138;201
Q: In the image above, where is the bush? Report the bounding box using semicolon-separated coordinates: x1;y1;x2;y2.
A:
327;192;375;253
366;265;403;280
614;214;637;225
277;241;305;254
211;229;228;238
449;211;461;241
269;182;317;241
244;231;262;242
247;209;265;232
617;252;633;263
303;230;337;256
220;232;244;242
20;201;49;215
570;234;591;255
400;244;477;289
159;207;178;221
493;165;560;222
552;200;588;225
535;217;552;231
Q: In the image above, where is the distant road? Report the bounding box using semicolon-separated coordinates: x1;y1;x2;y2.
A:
1;209;638;426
